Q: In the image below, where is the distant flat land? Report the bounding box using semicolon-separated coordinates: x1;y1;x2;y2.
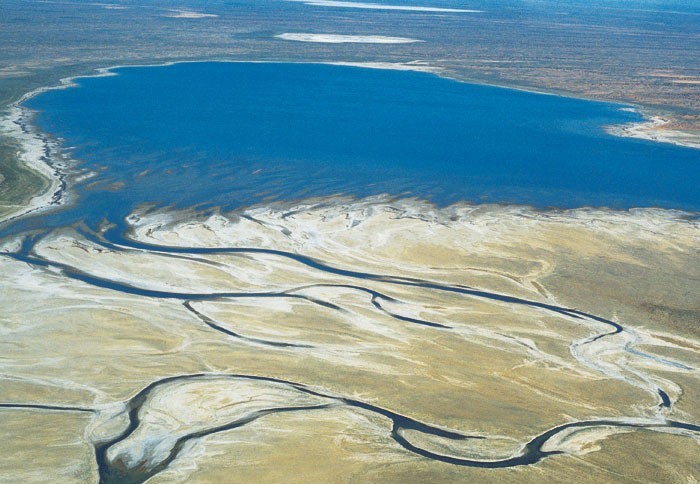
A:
1;0;698;112
1;199;699;482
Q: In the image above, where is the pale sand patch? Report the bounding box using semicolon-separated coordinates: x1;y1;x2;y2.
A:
606;115;700;149
287;0;482;13
164;10;219;19
329;60;443;73
276;33;423;44
105;378;333;475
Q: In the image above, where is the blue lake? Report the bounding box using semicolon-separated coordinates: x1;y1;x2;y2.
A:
22;62;700;231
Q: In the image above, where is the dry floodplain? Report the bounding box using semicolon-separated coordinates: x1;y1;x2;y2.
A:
0;197;699;482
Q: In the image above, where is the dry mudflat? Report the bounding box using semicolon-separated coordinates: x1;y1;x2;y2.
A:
0;197;698;482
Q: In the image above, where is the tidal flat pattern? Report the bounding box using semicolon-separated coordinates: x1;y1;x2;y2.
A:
1;199;699;482
1;63;699;482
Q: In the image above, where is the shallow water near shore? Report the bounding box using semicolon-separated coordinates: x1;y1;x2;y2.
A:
15;61;700;236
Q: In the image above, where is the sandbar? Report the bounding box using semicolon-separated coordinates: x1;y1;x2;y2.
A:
275;33;423;44
287;0;482;13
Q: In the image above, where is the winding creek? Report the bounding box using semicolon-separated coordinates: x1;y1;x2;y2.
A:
2;219;699;482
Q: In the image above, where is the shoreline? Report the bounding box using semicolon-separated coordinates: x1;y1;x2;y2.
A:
126;194;700;247
1;59;698;228
0;67;121;227
605;114;700;150
0;105;67;225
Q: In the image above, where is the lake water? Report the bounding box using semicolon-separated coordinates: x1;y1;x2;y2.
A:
21;62;700;232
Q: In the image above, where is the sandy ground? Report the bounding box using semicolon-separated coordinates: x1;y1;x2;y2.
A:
276;33;423;44
164;10;219;19
606;115;700;150
286;0;482;13
1;196;698;482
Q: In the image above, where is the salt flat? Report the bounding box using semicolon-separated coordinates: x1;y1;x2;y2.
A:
1;197;698;482
276;33;423;44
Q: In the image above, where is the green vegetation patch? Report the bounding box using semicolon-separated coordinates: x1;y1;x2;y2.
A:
0;141;50;220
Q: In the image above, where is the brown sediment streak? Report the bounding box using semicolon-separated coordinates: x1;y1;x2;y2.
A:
1;221;689;412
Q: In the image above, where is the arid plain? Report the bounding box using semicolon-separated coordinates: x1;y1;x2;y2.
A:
1;198;699;481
